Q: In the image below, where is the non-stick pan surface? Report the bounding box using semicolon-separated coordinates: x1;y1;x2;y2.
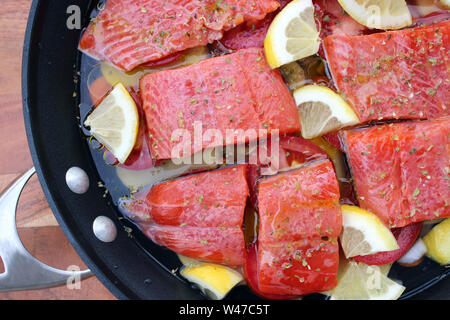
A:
22;0;449;300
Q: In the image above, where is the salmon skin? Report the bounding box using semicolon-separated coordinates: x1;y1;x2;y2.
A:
140;48;300;161
120;165;249;266
324;20;450;123
256;160;341;295
79;0;280;71
341;117;450;228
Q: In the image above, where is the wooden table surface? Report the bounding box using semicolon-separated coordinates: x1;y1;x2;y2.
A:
0;0;115;300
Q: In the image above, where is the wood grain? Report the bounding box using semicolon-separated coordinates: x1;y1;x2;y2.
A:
0;0;115;300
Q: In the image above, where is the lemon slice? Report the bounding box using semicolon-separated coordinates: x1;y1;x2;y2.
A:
178;254;201;267
423;218;450;265
326;260;405;300
84;82;139;163
264;0;320;69
180;262;243;300
337;0;412;30
293;85;360;139
438;0;450;10
340;205;399;258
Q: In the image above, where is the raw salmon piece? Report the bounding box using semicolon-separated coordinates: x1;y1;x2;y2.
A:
143;225;245;267
79;0;280;71
257;238;339;296
324;20;450;123
256;160;341;295
140;48;300;161
121;165;248;266
122;165;248;228
257;160;341;243
341;117;450;228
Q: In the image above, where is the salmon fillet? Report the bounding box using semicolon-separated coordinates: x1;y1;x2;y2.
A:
140;48;300;161
79;0;280;71
341;117;450;228
324;20;450;123
256;160;341;295
121;165;249;266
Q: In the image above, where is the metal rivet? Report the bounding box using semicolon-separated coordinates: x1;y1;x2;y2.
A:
65;167;89;194
93;216;117;243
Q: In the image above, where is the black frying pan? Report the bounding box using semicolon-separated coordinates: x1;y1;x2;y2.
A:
22;0;449;300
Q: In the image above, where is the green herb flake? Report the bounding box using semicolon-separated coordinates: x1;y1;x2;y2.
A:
301;259;308;267
282;263;293;270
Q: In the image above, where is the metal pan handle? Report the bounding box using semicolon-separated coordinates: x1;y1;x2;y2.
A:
0;167;91;292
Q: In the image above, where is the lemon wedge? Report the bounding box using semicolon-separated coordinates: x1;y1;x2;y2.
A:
337;0;412;30
340;205;399;258
84;82;139;163
326;260;405;300
264;0;320;69
180;262;243;300
293;85;360;139
423;218;450;265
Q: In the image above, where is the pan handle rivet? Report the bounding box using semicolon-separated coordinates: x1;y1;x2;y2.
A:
93;216;117;243
65;166;90;194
